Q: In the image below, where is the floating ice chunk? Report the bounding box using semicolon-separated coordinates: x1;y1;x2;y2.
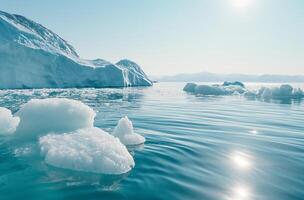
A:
232;91;241;96
184;82;246;96
0;107;20;135
195;85;226;95
39;127;134;174
16;98;96;136
113;116;145;145
257;84;303;99
260;87;272;99
293;88;304;98
183;83;197;93
223;81;245;88
243;91;257;98
224;85;247;94
278;84;293;97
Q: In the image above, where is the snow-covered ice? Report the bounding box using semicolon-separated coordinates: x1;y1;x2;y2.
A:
0;107;20;135
16;98;96;136
39;127;134;174
113;116;145;145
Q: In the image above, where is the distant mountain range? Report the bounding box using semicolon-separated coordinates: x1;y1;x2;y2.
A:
154;72;304;83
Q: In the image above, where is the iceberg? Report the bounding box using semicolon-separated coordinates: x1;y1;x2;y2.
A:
0;107;20;135
16;98;96;136
113;116;145;145
39;127;134;174
0;10;152;89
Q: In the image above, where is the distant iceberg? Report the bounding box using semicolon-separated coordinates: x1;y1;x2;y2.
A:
184;82;304;99
183;81;247;96
0;10;152;89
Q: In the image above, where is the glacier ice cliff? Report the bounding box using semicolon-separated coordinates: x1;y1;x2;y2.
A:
0;10;152;89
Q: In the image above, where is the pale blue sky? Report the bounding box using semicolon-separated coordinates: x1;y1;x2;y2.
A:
1;0;303;76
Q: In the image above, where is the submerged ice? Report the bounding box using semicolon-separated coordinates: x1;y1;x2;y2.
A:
39;127;135;174
113;116;145;145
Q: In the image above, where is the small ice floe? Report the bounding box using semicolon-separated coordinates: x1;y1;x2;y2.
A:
113;116;145;145
39;127;134;174
0;107;20;135
15;98;96;136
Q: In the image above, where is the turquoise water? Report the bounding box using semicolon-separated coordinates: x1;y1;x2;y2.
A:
0;82;304;200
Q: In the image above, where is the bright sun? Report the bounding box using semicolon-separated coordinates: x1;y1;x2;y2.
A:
232;0;253;9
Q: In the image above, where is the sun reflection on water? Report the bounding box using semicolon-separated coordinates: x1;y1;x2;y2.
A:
226;151;253;199
231;151;252;170
228;185;251;200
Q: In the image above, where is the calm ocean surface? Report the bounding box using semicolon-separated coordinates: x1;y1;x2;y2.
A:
0;82;304;200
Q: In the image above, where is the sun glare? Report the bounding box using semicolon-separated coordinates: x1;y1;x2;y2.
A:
231;152;252;170
232;185;251;200
231;0;253;9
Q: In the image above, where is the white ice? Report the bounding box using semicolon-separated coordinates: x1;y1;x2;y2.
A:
0;107;20;135
15;98;96;136
113;116;145;145
39;127;135;174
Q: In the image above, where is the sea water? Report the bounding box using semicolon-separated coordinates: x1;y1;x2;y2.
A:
0;82;303;200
